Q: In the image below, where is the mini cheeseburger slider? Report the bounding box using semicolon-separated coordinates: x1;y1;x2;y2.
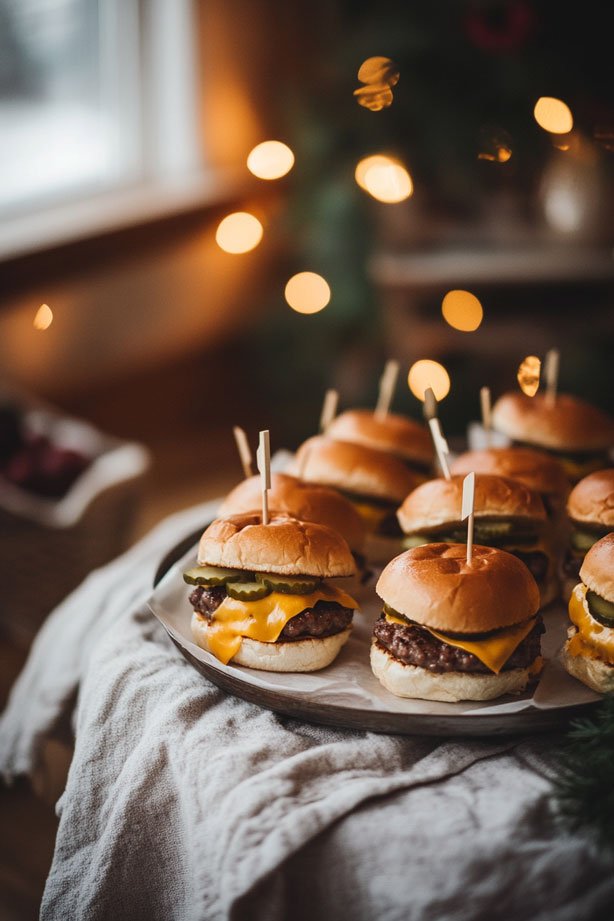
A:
289;436;421;563
561;532;614;694
371;543;543;702
560;470;614;599
218;472;367;573
397;474;557;607
325;409;433;477
491;392;614;483
450;447;569;521
185;513;359;671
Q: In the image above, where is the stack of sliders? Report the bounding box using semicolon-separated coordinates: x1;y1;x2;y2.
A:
186;513;359;671
560;470;614;599
491;392;614;483
290;435;421;563
561;533;614;693
396;474;557;607
325;409;433;478
450;446;569;521
370;543;543;702
218;471;367;577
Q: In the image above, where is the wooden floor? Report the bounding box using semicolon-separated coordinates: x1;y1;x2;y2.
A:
0;347;268;920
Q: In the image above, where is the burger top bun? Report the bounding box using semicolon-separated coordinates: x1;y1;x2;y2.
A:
289;436;421;503
450;447;569;498
326;409;433;466
567;469;614;528
376;543;540;634
198;512;356;578
491;392;614;452
579;532;614;603
397;474;546;533
218;472;366;551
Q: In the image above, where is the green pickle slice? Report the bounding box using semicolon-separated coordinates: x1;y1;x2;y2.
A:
255;573;322;594
183;565;251;586
225;581;272;601
587;590;614;627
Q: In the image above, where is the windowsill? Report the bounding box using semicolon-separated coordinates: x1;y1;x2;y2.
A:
0;168;246;263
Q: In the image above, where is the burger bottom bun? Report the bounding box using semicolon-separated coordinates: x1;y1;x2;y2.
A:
561;643;614;694
365;533;403;566
370;642;534;702
191;614;351;672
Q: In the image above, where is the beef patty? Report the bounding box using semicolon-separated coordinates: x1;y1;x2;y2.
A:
189;585;353;641
373;614;544;674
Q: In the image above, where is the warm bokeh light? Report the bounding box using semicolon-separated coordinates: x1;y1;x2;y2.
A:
215;212;263;254
355;156;413;203
478;126;513;163
533;97;573;134
247;141;295;180
408;360;451;403
354;56;399;111
33;303;53;330
357;56;399;86
285;272;331;314
441;290;484;332
517;355;541;397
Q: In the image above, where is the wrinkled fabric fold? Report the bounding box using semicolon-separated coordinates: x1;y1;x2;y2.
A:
1;500;611;921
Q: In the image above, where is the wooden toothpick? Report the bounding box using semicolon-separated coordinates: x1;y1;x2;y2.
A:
319;389;339;433
375;360;400;420
423;386;437;421
428;417;451;480
480;386;492;446
461;472;475;565
544;349;560;408
256;430;271;525
233;426;253;479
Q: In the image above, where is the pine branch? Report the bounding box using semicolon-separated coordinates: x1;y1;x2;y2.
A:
552;695;614;851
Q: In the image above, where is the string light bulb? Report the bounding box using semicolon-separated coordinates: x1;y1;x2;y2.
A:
285;272;330;314
247;141;295;180
215;212;263;254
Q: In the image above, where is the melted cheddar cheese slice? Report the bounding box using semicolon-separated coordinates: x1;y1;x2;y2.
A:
384;613;536;674
199;584;358;665
567;583;614;665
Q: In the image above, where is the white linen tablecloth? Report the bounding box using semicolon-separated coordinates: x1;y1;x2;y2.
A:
1;501;612;921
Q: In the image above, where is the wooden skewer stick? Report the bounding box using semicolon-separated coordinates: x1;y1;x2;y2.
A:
233;426;253;479
256;429;271;525
428;417;451;480
544;349;560;408
319;389;339;433
375;360;400;420
423;386;437;421
480;386;491;432
461;472;475;566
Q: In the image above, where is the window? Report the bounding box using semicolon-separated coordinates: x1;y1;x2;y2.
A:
0;0;209;257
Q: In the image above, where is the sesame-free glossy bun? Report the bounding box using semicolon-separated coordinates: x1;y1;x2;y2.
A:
450;447;569;498
397;474;545;534
580;532;614;603
289;436;420;503
191;615;351;672
326;409;433;466
492;392;614;452
370;642;534;702
218;472;366;552
376;543;540;634
198;513;356;578
567;470;614;528
560;643;614;694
